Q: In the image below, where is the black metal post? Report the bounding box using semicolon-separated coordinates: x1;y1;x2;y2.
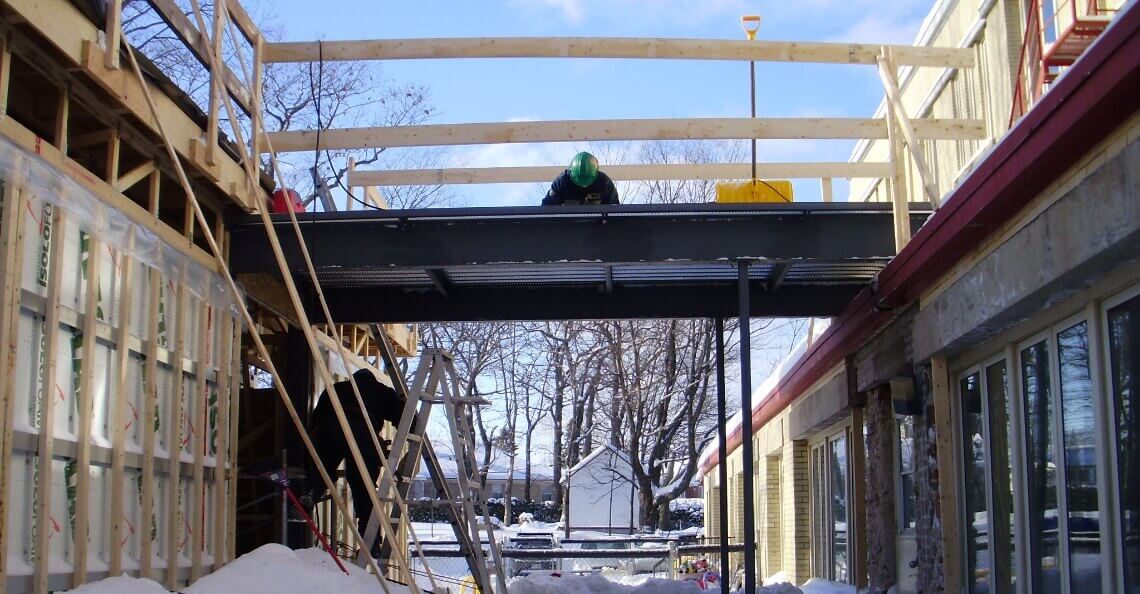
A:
738;260;758;592
750;60;757;182
715;317;730;594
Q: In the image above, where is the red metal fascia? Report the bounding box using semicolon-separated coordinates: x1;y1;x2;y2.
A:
701;2;1140;474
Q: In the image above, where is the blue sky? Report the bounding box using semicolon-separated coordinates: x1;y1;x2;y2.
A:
256;0;934;207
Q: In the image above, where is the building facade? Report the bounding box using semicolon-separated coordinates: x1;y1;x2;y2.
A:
700;1;1137;592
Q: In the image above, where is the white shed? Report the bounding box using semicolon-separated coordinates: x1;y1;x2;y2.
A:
563;445;640;534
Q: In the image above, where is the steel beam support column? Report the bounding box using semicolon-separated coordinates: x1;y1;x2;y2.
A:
738;260;758;592
715;317;730;594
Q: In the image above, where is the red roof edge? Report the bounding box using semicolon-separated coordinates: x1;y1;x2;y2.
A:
700;3;1140;474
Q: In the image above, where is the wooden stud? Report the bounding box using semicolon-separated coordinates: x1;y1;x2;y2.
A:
268;117;988;152
820;177;833;202
189;301;209;581
348;161;892;187
224;0;259;45
106;130;121;183
364;187;388;209
0;184;28;591
850;407;867;590
205;0;226;166
211;315;232;569
147;170;161;217
55;92;69;153
882;51;911;254
104;0;122;69
140;268;161;579
72;226;104;582
931;355;962;593
108;234;136;576
346;158;356;211
250;35;264;177
165;283;187;590
115;161;156;193
262;37;977;68
226;319;240;563
34;208;67;594
0;32;12;117
878;48;940;207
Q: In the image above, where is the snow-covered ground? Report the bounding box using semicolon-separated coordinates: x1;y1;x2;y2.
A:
61;544;411;594
505;572;805;594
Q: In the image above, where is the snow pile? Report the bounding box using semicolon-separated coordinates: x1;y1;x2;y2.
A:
798;579;855;594
62;545;410;594
507;572;805;594
185;544;408;594
669;498;705;513
61;576;170;594
508;573;700;593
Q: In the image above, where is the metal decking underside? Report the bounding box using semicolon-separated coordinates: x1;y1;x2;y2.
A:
228;202;931;322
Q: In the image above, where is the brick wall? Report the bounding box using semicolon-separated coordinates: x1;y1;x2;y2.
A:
780;439;811;585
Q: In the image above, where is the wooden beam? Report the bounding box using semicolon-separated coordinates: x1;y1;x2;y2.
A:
104;0;122;69
34;208;67;594
0;31;12;116
139;269;161;579
189;301;209;582
270;117;987;152
211;315;233;569
108;238;136;576
820;177;834;202
72;229;103;582
878;48;941;207
165;284;188;590
115;161;157;193
883;55;911;254
348;161;892;186
262;37;976;68
205;0;226;167
0;184;28;591
931;355;962;594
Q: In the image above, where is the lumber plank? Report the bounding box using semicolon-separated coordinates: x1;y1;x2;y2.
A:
115;161;156;193
72;228;104;582
883;52;911;254
348;161;892;186
931;355;962;593
189;302;209;581
108;235;136;576
33;208;67;594
0;32;12;116
165;284;188;589
139;269;161;579
0;183;28;591
267;117;987;152
879;48;940;206
211;315;232;569
262;37;976;68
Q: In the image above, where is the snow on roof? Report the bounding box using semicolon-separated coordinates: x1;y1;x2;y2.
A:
697;318;832;474
563;444;632;483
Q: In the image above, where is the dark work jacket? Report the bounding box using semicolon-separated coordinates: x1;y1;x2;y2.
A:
309;375;405;434
542;170;620;205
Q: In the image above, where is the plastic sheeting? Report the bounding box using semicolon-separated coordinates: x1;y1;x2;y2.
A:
0;134;242;316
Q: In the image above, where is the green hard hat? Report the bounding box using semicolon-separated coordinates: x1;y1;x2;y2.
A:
569;152;599;188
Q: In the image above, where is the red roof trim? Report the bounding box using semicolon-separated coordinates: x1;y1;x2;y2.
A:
701;3;1140;473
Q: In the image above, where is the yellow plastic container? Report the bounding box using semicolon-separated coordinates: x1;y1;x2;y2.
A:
715;180;794;203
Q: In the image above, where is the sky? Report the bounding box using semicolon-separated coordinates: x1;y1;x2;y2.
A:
251;0;935;465
254;0;934;207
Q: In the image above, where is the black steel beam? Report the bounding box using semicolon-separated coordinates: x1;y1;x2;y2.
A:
767;262;790;293
228;203;933;274
315;282;860;323
714;317;730;594
738;261;758;593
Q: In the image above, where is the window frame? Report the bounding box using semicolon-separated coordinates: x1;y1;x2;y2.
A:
808;421;853;584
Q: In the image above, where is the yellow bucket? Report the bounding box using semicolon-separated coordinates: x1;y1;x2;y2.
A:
715;180;794;203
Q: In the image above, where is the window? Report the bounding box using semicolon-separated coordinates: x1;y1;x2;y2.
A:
830;434;849;582
1108;293;1140;591
1057;322;1101;592
541;484;553;502
960;372;990;593
985;360;1015;592
809;428;851;583
897;416;916;532
1021;338;1061;588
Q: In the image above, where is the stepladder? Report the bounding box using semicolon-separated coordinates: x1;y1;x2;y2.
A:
358;326;508;594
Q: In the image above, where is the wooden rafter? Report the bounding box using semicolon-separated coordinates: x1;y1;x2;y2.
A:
266;117;986;152
348;161;893;186
263;37;976;68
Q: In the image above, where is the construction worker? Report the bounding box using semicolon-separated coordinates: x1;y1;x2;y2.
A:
299;369;409;538
542;151;620;205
